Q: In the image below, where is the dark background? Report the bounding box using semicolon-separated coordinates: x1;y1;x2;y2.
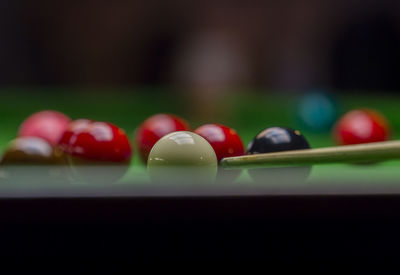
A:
1;0;400;92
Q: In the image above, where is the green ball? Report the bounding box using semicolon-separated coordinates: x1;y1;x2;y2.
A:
147;131;218;183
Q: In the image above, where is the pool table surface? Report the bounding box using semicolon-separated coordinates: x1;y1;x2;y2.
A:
1;89;400;188
1;89;400;258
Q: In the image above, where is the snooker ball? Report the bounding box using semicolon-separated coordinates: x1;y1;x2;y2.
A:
194;123;245;181
147;131;218;183
0;136;67;182
296;91;338;132
247;127;311;183
58;119;132;184
18;110;71;146
135;114;190;163
332;109;391;146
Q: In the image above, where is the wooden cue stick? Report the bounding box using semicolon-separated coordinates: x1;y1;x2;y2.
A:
220;140;400;169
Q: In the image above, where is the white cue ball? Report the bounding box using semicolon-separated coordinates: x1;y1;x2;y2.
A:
147;131;218;183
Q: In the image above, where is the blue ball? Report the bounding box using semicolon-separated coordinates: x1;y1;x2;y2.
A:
297;91;338;132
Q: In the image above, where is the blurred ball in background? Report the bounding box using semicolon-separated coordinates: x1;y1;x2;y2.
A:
296;90;339;133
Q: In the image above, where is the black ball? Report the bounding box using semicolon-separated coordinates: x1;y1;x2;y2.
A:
247;127;311;184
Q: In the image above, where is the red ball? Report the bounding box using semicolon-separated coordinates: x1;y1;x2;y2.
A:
59;119;132;162
58;120;132;183
194;124;245;162
18;110;71;146
333;109;391;145
195;124;245;182
135;114;190;163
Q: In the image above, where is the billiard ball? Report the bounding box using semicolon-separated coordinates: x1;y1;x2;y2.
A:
147;131;218;183
247;127;311;183
18;110;71;146
58;119;132;184
194;124;244;181
135;114;190;163
296;91;338;132
333;109;391;145
0;137;67;183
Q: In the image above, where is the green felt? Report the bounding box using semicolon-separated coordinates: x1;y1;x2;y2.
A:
1;89;400;185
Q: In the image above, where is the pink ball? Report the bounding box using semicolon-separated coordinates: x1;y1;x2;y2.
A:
18;110;72;146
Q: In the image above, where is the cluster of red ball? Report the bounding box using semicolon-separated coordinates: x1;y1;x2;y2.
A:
1;111;246;183
4;112;133;183
17;112;132;164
